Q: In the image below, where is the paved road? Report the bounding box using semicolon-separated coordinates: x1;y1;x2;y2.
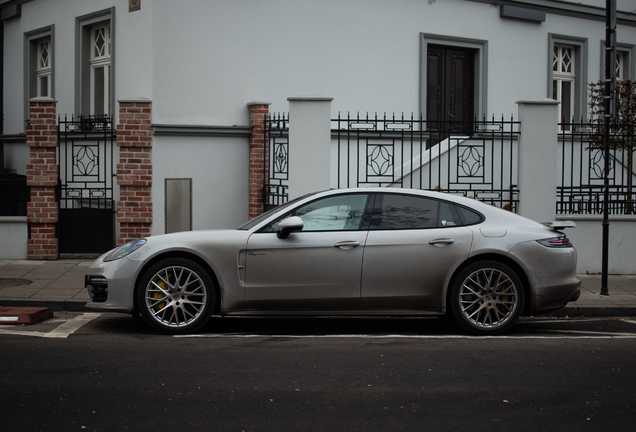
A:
2;314;636;432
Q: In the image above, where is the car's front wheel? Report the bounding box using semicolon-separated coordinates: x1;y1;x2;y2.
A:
136;258;216;335
448;260;524;335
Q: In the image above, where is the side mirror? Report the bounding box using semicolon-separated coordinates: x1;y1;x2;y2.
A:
277;216;304;239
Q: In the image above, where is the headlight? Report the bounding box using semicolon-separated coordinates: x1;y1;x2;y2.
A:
103;239;147;262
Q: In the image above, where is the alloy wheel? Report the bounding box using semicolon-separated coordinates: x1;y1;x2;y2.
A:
143;265;208;329
458;267;520;330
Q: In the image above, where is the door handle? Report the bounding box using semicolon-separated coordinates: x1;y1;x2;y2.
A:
334;241;361;249
428;238;455;246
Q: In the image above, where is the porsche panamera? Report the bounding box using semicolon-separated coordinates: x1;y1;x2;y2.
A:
85;188;581;335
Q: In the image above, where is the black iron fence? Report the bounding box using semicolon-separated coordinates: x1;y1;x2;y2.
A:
263;113;289;211
558;121;636;215
264;112;520;211
58;114;116;253
58;115;115;211
333;113;520;211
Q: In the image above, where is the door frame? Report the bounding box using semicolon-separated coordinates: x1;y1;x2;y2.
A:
420;34;488;122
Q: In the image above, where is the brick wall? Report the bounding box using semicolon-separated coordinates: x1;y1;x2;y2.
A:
25;98;59;260
116;100;152;245
248;102;270;219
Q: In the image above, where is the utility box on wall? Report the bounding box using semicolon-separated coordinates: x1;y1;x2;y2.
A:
165;179;192;234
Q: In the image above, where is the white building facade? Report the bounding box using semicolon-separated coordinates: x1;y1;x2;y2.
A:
1;0;635;272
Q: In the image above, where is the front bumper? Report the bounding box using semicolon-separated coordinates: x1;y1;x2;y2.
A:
84;255;141;314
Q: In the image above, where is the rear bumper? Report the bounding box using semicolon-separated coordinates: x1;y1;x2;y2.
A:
507;240;581;315
530;279;581;315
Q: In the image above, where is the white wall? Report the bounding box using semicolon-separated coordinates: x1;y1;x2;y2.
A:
151;135;250;235
149;0;636;127
4;0;635;134
560;216;636;274
2;0;153;138
0;217;28;259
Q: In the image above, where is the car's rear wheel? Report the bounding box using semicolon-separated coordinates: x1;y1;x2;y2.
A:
448;260;524;335
136;258;215;335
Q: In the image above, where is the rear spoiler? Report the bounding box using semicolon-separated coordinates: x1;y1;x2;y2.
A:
541;221;576;230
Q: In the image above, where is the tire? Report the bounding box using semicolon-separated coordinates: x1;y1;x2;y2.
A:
136;258;216;335
448;260;524;335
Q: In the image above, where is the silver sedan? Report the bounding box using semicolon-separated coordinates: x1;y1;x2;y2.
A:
85;188;581;335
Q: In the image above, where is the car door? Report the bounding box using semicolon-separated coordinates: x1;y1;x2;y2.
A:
361;193;473;310
244;193;371;310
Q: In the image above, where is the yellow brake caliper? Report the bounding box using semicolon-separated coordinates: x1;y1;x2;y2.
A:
153;280;167;312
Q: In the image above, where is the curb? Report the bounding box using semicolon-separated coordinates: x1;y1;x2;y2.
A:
541;306;636;318
0;300;91;312
0;306;54;325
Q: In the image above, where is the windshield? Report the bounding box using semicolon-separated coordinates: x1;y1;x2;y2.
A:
236;192;319;230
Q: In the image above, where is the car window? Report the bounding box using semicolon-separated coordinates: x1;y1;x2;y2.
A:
263;194;369;232
377;194;439;229
438;201;460;227
376;194;464;229
237;192;318;230
456;205;483;225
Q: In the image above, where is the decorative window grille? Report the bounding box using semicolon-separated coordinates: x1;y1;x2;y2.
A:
553;44;576;131
36;38;51;98
90;23;110;116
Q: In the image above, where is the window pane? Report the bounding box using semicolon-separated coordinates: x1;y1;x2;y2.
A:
456;206;482;225
562;81;572;123
38;40;50;70
94;66;105;115
616;52;624;80
93;27;106;58
378;195;439;229
295;195;368;231
562;48;572;73
38;76;49;97
439;202;460;227
266;194;369;232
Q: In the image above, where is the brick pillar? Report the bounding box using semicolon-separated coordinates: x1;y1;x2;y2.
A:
116;99;152;245
248;101;271;219
26;97;59;260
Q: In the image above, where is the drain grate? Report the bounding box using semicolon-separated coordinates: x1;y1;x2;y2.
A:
0;278;33;288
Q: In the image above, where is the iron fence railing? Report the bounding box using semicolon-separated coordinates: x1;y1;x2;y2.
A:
58;115;115;211
558;121;635;215
263;113;289;211
333;113;520;211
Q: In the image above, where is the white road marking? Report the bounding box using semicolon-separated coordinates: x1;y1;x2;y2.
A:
44;313;101;338
529;328;636;337
176;332;636;339
622;319;636;326
0;329;48;337
0;313;101;339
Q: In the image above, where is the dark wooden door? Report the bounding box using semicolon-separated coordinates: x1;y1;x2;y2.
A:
426;45;475;144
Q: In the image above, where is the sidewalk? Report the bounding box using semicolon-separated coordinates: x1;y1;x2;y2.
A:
0;259;636;316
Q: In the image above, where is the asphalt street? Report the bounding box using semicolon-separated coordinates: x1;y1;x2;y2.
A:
1;313;635;432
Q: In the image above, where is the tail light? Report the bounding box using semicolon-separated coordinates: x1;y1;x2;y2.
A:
537;236;573;248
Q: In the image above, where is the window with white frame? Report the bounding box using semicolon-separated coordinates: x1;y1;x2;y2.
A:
90;23;110;116
36;38;52;97
616;51;625;81
553;44;575;130
24;26;55;128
